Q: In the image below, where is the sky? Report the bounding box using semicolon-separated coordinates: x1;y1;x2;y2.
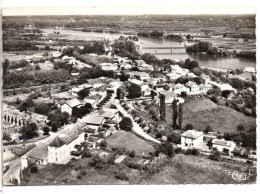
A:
1;0;256;16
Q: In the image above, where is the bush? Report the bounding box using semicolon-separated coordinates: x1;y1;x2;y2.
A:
43;126;50;135
30;165;38;174
175;147;183;154
114;171;129;181
81;150;92;158
112;147;128;155
119;117;133;131
185;123;193;130
129;151;135;158
209;150;221;161
100;140;107;148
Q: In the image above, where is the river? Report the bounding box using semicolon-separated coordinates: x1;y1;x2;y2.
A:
42;28;256;71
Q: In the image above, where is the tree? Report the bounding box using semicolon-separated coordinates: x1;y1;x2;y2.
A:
159;94;166;121
30;165;38;174
35;103;51;116
129;151;135;158
178;103;183;129
237;124;245;131
167;132;181;144
205;126;212;134
155;141;175;158
119;117;133;131
222;148;230;156
35;65;41;70
172;98;178;130
51;121;59;132
127;83;142;99
185;123;193;130
221;90;231;103
78;88;90;100
209;149;221;161
150;90;157;100
43;126;50;135
19;123;38;141
3;59;10;75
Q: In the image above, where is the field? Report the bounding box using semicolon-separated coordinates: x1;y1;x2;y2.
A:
197;37;256;52
140;154;256;184
166;97;256;133
106;131;155;156
21;153;256;185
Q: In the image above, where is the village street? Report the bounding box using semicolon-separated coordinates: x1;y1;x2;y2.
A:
114;99;161;144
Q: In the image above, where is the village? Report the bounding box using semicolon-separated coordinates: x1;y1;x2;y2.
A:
2;18;257;185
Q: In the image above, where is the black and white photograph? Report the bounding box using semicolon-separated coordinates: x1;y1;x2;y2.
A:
0;1;257;189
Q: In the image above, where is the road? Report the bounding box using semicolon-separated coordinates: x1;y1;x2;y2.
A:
2;132;56;185
114;99;161;144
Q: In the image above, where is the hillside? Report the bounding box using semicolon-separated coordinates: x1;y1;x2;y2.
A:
166;97;256;133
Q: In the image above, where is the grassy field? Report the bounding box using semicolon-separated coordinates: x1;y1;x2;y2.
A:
106;131;155;156
166;97;256;133
140;154;256;184
21;153;256;185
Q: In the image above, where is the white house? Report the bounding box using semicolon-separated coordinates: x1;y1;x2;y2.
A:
160;91;185;104
21;142;48;169
138;64;154;71
82;115;105;130
185;81;200;94
100;63;118;71
212;139;236;153
181;130;204;148
48;122;85;164
84;94;103;108
199;83;212;94
244;67;256;73
173;83;190;95
61;98;84;115
166;72;182;80
93;108;122;123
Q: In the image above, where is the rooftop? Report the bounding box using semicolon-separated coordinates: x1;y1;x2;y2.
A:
212;139;235;147
83;115;105;125
27;143;48;160
65;98;83;108
48;136;66;148
181;130;203;139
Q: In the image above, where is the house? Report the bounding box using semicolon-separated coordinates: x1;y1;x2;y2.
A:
84;94;103;108
99;63;118;71
138;64;154;71
181;130;204;148
71;72;80;80
120;63;132;70
71;87;81;96
94;108;122;122
212;139;236;153
166;72;182;80
199;83;212;93
87;79;105;88
185;81;200;94
187;72;197;78
244;67;256;73
83;115;105;130
21;142;48;169
49;51;62;57
173;83;190;94
48;122;85;164
128;72;150;81
61;98;84;115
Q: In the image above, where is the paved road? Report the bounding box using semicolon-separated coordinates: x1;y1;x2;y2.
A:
114;99;161;144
